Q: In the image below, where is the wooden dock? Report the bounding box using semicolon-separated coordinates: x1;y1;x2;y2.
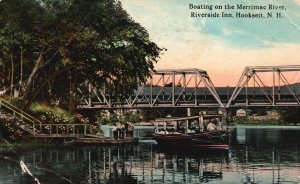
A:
0;99;139;145
75;137;137;145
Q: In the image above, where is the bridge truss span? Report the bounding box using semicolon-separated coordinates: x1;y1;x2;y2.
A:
78;68;224;109
77;65;300;110
226;65;300;107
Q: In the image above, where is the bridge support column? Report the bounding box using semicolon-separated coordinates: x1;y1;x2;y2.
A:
187;108;191;117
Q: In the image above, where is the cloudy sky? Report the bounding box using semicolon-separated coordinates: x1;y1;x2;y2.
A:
120;0;300;86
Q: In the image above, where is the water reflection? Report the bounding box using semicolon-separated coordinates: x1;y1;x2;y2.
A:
0;127;299;184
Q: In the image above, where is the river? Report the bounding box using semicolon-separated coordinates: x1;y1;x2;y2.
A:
0;126;299;184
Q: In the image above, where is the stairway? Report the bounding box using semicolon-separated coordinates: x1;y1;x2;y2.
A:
0;99;42;136
0;99;103;140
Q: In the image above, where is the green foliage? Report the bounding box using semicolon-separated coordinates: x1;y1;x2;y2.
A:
141;109;160;122
95;112;107;125
3;97;22;107
96;112;119;125
0;0;163;110
281;108;300;125
29;102;76;124
252;108;267;116
123;112;140;123
233;117;284;126
108;114;119;125
0;121;24;141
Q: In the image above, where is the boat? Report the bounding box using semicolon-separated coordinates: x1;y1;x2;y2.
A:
152;115;231;150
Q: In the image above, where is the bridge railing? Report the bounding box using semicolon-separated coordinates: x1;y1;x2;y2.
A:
33;123;100;136
0;98;43;123
0;99;101;136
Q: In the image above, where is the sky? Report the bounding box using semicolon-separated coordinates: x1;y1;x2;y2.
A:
120;0;300;86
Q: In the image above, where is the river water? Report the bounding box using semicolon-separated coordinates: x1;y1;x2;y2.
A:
0;126;299;184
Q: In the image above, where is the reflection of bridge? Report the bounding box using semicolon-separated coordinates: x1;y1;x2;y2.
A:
77;65;300;109
18;142;294;184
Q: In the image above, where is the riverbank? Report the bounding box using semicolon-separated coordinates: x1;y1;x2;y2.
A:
234;125;300;129
0;138;54;148
233;119;300;126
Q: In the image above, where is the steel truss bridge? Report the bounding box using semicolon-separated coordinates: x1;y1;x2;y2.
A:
77;65;300;109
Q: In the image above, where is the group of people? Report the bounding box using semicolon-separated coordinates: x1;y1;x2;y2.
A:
186;120;217;133
155;119;219;134
112;122;133;140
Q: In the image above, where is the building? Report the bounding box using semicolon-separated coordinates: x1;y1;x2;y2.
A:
236;109;252;117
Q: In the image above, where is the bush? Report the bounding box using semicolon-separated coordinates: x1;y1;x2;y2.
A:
123;112;140;123
233;118;284;125
96;112;119;125
29;102;76;124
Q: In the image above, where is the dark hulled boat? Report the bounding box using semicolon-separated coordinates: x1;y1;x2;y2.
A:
153;115;231;150
153;130;230;150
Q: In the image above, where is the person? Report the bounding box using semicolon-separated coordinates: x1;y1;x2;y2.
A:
186;128;195;133
125;122;129;133
120;124;125;139
116;121;121;139
173;121;177;133
207;121;216;131
112;124;117;140
203;121;208;131
154;122;158;133
127;122;134;137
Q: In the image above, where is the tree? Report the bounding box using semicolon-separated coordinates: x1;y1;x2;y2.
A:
0;0;163;111
0;0;46;98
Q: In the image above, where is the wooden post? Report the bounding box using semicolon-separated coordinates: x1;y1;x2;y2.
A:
185;120;188;133
84;124;87;135
56;124;58;134
187;108;191;117
199;116;204;132
217;117;221;130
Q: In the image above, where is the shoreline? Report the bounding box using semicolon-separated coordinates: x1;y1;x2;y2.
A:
234;124;300;129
